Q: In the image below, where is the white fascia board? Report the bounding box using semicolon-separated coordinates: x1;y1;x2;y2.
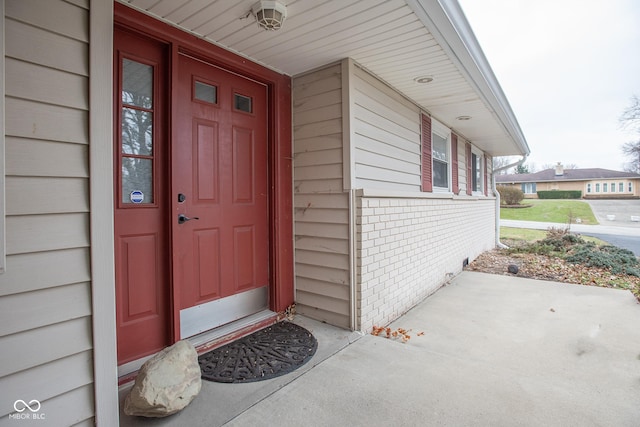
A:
406;0;530;156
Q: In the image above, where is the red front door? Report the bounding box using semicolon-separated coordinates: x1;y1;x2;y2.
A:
114;29;270;364
174;54;270;337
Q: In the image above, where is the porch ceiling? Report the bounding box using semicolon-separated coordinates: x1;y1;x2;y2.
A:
119;0;529;157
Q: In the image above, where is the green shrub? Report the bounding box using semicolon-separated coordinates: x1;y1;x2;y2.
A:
540;227;583;249
565;244;640;277
497;185;524;205
537;190;582;199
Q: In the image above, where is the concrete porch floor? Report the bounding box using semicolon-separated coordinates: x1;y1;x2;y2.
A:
120;271;640;426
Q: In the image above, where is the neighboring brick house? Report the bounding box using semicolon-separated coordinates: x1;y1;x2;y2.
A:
1;1;529;423
497;163;640;199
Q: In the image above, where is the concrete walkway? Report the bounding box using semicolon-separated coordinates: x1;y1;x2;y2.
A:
121;272;640;426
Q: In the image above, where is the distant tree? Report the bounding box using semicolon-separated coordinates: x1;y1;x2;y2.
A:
620;95;640;132
515;163;530;174
621;141;640;174
619;95;640;173
492;156;515;174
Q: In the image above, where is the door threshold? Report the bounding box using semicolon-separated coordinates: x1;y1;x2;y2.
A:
118;310;277;385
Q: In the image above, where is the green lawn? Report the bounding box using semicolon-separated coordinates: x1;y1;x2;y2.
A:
500;199;599;224
500;227;607;245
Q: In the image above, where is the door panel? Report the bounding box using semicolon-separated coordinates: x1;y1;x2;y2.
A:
175;54;269;326
114;28;170;364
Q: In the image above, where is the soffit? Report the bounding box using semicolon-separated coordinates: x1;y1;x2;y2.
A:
119;0;528;157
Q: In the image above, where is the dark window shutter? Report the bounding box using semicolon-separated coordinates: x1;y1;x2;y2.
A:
484;155;489;196
451;133;459;194
466;143;472;195
421;114;432;192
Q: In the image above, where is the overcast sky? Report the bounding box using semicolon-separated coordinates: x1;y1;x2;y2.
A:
457;0;640;171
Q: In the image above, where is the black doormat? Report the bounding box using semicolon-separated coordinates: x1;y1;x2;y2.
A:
198;321;318;383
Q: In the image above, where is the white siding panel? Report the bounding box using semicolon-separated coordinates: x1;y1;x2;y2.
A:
294;193;348;210
2;0;95;423
296;222;349;240
294;88;341;113
296;277;350;301
295;250;350;271
294;179;344;194
6;177;89;215
0;249;91;297
293;64;351;328
5;18;89;75
5;98;88;144
294;236;349;255
0;317;92;377
0;351;93;418
353;103;419;143
294;207;349;224
355;148;421;177
0;282;92;336
6;213;89;255
64;0;89;9
294;118;342;140
295;134;342;153
6;137;89;177
36;384;95;426
5;58;89;109
6;0;89;42
351;65;421;191
294;148;343;168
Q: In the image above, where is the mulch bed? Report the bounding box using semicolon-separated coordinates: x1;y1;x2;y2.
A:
466;244;640;302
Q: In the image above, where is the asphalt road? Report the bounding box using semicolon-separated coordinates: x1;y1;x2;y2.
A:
579;233;640;256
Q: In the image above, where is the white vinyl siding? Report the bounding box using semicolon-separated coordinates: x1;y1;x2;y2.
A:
0;1;95;424
351;65;421;191
293;63;351;329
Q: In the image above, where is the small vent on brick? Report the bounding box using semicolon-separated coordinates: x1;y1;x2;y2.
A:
462;257;469;268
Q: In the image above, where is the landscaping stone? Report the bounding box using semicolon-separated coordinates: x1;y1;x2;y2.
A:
507;264;519;274
124;340;202;418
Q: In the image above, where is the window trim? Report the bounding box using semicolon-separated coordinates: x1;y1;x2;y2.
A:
470;147;484;195
522;182;537;194
431;119;451;192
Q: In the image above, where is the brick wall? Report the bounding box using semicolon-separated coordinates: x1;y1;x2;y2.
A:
356;194;496;332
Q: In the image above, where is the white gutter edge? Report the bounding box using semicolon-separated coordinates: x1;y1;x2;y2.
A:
406;0;530;157
493;155;528;249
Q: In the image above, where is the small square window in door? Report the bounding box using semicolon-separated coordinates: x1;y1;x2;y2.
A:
194;81;217;104
234;94;252;113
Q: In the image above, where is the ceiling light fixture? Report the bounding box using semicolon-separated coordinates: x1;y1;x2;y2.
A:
456;115;472;121
252;1;287;31
414;76;434;84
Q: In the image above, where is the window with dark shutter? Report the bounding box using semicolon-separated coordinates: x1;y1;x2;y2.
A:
421;113;432;192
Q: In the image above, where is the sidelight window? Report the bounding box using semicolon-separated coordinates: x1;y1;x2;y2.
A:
121;58;154;204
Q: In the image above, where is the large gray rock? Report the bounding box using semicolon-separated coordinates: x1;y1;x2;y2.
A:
124;340;202;417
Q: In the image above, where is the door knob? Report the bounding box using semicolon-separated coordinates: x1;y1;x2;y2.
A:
178;214;199;224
